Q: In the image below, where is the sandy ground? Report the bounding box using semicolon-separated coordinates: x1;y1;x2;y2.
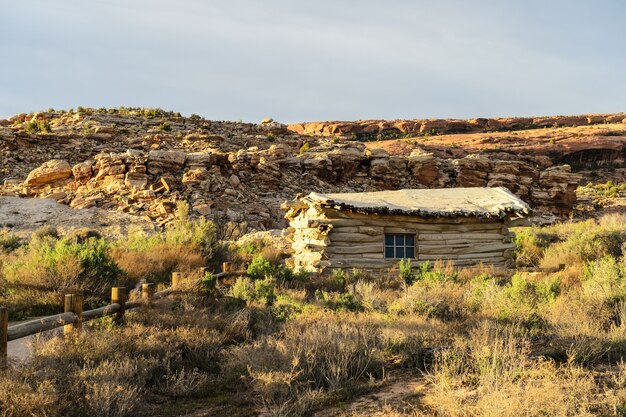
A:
7;318;62;362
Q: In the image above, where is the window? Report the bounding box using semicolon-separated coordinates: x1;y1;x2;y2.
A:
384;233;416;259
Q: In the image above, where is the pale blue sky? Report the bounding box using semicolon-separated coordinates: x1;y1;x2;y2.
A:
1;1;624;122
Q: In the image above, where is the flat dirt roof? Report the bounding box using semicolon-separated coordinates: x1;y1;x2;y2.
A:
304;187;531;219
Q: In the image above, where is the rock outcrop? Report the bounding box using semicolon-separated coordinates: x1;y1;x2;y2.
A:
0;108;607;236
288;113;626;139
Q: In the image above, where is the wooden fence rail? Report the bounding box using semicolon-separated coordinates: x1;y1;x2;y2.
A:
0;265;246;369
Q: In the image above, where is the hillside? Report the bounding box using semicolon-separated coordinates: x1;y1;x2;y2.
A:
1;109;625;235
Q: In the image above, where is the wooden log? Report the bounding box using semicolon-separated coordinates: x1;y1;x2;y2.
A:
418;242;515;255
329;232;382;243
83;303;121;321
419;238;510;245
325;243;383;255
8;313;76;341
384;227;418;234
418;252;506;261
142;283;155;301
418;233;505;241
0;307;7;370
323;218;505;231
153;288;174;299
111;287;126;325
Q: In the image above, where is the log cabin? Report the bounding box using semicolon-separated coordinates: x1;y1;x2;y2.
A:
283;187;531;272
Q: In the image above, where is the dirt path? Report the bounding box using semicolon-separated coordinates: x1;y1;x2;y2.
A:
7;318;61;362
313;369;425;417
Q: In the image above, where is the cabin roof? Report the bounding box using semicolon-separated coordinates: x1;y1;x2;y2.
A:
298;187;531;219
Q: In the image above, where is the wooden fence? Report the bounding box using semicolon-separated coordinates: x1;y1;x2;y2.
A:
0;264;245;369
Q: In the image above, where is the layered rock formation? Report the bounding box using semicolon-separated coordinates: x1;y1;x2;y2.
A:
289;113;626;139
0;108;606;236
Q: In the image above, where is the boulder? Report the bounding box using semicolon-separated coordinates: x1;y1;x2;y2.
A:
147;150;186;174
25;160;72;186
72;161;93;183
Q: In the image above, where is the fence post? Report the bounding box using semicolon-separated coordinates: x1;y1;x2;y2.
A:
172;272;182;289
111;287;126;324
0;307;7;370
63;294;83;335
142;283;155;302
73;294;83;333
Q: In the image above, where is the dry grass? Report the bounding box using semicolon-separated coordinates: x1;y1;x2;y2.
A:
4;214;626;416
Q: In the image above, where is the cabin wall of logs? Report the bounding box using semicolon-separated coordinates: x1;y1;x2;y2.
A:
287;206;516;272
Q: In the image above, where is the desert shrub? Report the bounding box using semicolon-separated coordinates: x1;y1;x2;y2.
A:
3;236;123;295
352;280;377;311
247;255;273;280
277;265;309;285
254;277;277;305
315;290;363;312
505;273;559;307
160;366;210;398
112;204;219;284
0;230;22;252
389;276;465;320
418;260;458;283
399;258;415;285
0;307;228;417
229;276;276;305
582;255;625;304
223;317;383;413
24;119;52;134
513;227;550;266
298;142;310;155
540;218;626;267
330;268;348;290
229;276;255;301
270;293;304;322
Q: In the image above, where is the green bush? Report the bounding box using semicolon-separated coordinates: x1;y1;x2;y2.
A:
247;255;273;280
298;142;310;155
315;290;363;312
582;256;625;303
3;235;124;295
399;259;414;285
229;276;255;301
270;294;304;322
331;268;347;290
229;276;276;306
24;120;52;134
158;121;171;131
254;277;277;306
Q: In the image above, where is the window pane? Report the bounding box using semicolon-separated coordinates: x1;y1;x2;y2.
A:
406;235;415;245
385;235;394;245
395;247;405;258
395;235;405;245
406;246;415;258
385;246;394;258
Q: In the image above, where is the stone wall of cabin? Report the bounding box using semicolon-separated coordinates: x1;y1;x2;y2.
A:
288;207;516;272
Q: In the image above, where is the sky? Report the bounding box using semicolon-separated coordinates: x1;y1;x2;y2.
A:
1;0;625;123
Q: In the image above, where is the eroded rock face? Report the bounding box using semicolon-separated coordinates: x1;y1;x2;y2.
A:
24;160;72;186
289;113;626;138
0;109;597;235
